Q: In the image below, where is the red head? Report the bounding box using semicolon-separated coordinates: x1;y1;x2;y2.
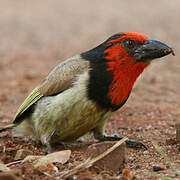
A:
82;31;174;110
105;32;150;105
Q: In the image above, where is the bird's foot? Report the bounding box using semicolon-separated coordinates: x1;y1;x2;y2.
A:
99;135;147;150
125;138;147;150
43;142;53;154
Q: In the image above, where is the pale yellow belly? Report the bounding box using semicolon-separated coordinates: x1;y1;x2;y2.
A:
29;73;112;144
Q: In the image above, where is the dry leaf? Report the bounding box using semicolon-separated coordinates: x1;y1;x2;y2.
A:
34;150;71;168
22;155;42;163
122;169;136;180
14;149;32;160
38;163;59;174
0;163;10;172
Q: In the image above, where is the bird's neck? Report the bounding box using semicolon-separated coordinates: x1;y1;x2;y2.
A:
105;46;150;106
81;45;150;111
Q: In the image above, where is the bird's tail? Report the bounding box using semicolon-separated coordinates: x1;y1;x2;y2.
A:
0;124;16;132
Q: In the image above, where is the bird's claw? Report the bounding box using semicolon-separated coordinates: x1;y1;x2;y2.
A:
125;139;147;150
99;135;147;150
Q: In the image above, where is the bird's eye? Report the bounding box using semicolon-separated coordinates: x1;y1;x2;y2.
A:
126;40;135;48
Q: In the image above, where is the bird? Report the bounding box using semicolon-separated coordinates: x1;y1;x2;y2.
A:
0;31;174;153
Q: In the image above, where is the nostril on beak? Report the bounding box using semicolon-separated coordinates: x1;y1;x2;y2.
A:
164;48;171;54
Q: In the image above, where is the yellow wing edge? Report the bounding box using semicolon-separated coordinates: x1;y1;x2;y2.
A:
13;88;43;122
0;123;16;132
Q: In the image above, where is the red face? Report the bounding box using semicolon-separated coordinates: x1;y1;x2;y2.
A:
103;31;173;106
81;31;174;109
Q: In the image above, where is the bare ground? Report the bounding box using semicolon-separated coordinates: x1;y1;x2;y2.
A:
0;0;180;179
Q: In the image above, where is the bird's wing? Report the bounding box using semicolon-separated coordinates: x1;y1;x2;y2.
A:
13;55;89;122
13;87;43;121
38;55;89;96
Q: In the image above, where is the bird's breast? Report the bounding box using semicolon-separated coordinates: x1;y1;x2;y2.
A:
31;71;112;143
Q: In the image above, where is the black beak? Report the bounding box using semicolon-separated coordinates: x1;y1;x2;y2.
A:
134;39;175;62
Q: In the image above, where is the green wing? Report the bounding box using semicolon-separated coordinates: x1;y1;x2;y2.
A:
13;88;43;123
13;55;89;124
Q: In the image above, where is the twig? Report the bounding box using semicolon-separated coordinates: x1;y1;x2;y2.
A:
57;137;128;179
148;172;173;180
6;160;22;167
38;170;56;179
152;142;180;176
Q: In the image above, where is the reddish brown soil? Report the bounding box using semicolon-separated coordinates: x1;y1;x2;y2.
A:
0;1;180;179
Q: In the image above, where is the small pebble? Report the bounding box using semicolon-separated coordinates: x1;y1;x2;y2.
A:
153;166;164;172
135;165;140;169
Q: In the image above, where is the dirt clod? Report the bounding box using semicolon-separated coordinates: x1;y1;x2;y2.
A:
0;169;22;180
122;169;136;180
176;122;180;144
